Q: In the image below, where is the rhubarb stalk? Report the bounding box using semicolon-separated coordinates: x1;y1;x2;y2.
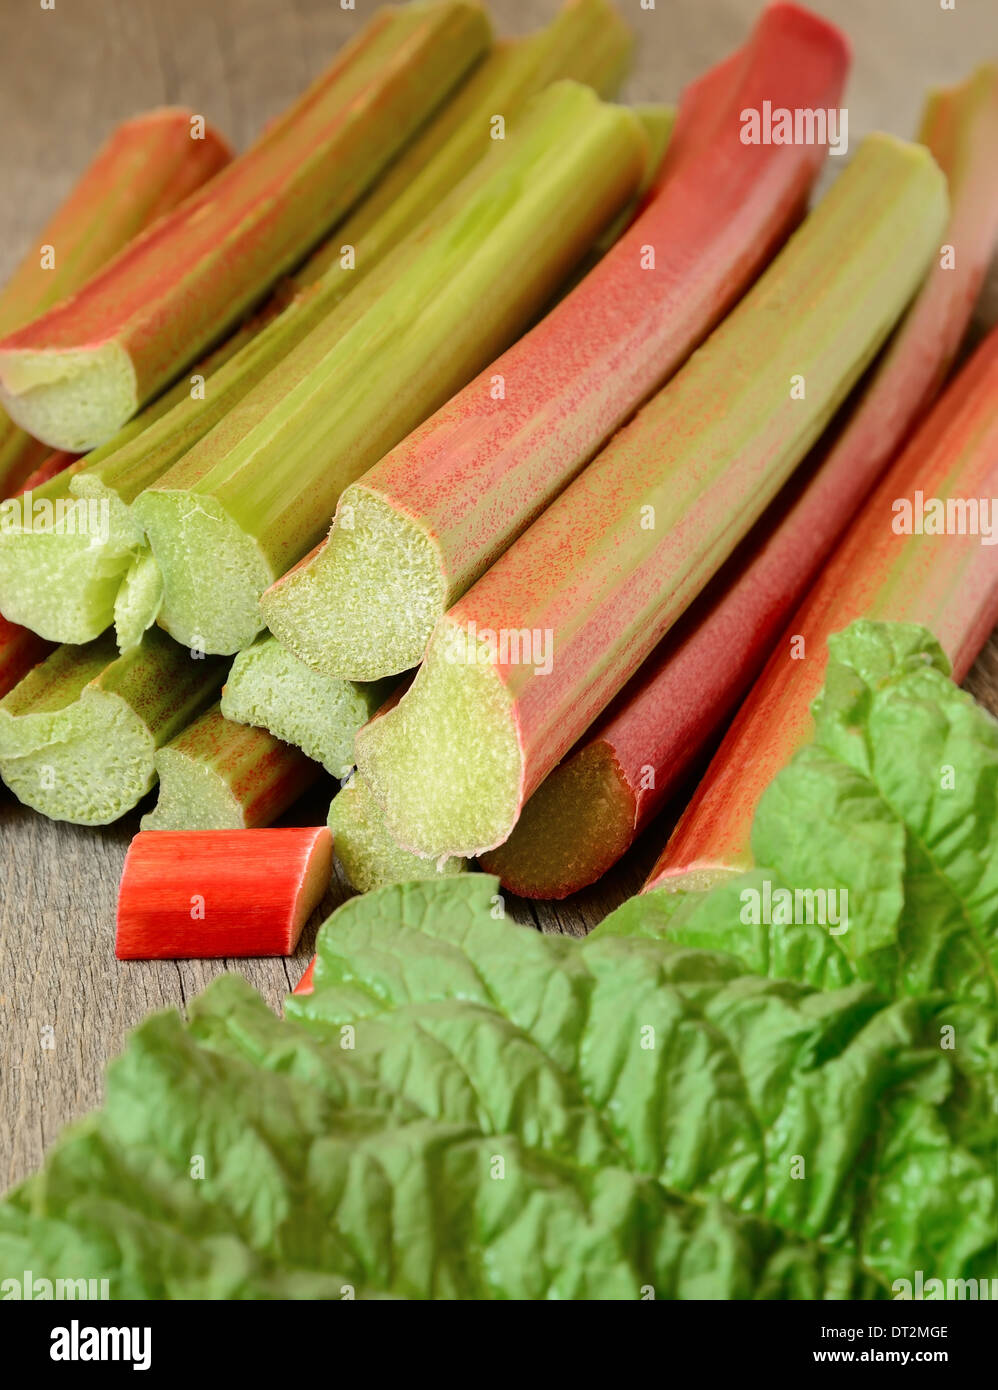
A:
139;704;321;831
116;827;332;959
481;63;998;898
0;2;491;451
261;2;850;680
355;135;948;859
295;0;632;288
0;630;225;824
0;0;630;649
133;82;649;655
644;324;998;891
0;616;51;701
0;108;231;497
221;636;393;777
329;775;468;893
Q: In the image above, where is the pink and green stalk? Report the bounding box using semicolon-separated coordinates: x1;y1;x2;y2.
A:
355;135;948;860
480;62;998;899
0;107;231;497
645;323;998;892
0;2;491;451
133;82;650;655
261;2;850;680
140;703;322;831
0;616;51;701
0;629;226;824
0;0;629;650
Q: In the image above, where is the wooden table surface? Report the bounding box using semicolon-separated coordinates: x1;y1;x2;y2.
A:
1;0;996;1190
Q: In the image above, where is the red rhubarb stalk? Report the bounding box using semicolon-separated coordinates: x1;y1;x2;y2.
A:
646;323;998;891
0;107;231;497
0;615;50;700
261;1;851;680
0;2;490;451
294;959;317;995
116;827;332;959
481;62;998;899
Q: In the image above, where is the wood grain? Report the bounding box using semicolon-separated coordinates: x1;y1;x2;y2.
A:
1;0;996;1189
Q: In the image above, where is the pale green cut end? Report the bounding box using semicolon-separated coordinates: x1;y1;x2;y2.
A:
262;485;447;681
113;546;164;653
355;620;523;859
0;340;137;451
132;488;273;655
0;686;156;825
139;747;244;830
0;485;139;643
329;774;468;893
220;634;391;777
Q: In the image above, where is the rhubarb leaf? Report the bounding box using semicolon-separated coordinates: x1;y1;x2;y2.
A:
0;873;993;1297
611;621;998;1003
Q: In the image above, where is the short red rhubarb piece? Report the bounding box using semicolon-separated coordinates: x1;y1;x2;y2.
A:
481;62;998;898
116;827;332;959
0;107;231;497
0;1;490;451
646;323;998;892
261;1;851;680
355;134;948;860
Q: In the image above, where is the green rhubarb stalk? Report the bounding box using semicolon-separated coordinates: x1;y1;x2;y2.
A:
220;635;393;778
0;108;232;498
132;82;649;655
0;0;630;650
296;0;632;288
0;629;225;824
140;704;321;831
0;2;491;452
329;774;467;893
354;134;949;860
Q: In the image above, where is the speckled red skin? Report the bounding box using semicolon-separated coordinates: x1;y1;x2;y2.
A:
484;63;998;900
273;3;848;607
15;450;77;492
0;5;488;414
115;827;332;959
0;615;51;699
645;325;998;891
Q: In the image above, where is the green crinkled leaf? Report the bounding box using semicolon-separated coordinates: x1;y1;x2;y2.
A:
1;621;994;1300
623;621;998;1002
1;873;993;1298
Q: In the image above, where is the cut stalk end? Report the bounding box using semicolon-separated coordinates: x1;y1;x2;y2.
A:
479;743;634;897
0;682;156;825
262;485;446;680
329;774;468;892
0;478;140;643
0;340;137;453
132;489;272;653
356;619;522;858
0;630;225;823
221;634;392;776
140;703;319;830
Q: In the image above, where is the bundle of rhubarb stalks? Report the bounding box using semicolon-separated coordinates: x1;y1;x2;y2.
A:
1;0;997;966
